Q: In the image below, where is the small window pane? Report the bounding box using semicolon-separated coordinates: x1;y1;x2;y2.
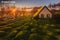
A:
47;14;50;18
41;14;44;18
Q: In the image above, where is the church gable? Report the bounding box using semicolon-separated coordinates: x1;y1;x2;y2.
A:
33;6;52;18
39;6;52;18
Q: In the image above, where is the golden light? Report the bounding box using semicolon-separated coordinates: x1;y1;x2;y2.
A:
10;8;17;16
25;9;33;12
10;8;16;13
12;8;16;13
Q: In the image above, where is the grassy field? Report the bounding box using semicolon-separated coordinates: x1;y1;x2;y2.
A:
0;17;60;40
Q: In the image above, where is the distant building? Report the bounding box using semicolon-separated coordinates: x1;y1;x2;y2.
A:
33;6;52;18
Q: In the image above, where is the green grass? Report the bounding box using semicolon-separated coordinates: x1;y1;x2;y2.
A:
0;18;60;40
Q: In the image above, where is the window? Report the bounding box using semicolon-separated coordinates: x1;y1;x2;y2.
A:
47;14;50;18
41;14;44;18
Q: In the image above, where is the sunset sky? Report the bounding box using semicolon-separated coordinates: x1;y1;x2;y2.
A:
0;0;60;7
14;0;60;7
